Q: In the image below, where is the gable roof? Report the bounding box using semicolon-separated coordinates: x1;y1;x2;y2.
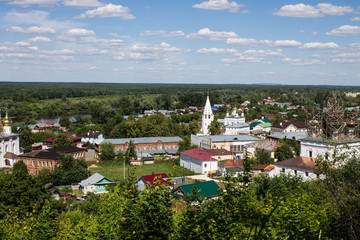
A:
178;180;221;198
78;130;102;138
18;146;84;160
204;149;232;156
201;135;259;142
140;173;171;186
79;172;113;187
275;156;317;171
252;163;275;171
272;121;306;130
101;136;182;145
218;159;243;168
180;148;218;162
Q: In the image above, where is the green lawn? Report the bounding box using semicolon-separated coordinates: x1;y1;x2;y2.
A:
89;161;196;181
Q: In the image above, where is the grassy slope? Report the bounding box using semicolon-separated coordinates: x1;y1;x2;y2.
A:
90;161;196;181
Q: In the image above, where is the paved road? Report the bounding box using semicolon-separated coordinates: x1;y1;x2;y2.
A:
187;174;221;182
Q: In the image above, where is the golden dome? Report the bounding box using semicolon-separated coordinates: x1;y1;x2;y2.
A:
2;112;12;126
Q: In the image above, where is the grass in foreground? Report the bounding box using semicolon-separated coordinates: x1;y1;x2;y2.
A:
90;160;197;181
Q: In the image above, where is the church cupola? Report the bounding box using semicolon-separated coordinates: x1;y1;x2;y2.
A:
2;111;12;135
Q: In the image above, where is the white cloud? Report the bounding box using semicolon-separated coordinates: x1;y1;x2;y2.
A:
281;57;325;65
240;49;283;57
351;17;360;21
8;26;56;34
196;48;237;54
274;3;353;18
140;30;185;38
4;10;79;31
7;0;59;7
193;0;245;12
113;42;184;62
326;25;360;36
28;36;52;43
273;40;302;47
226;37;258;46
187;28;238;41
67;28;95;37
62;0;102;8
89;66;98;70
76;3;135;19
301;42;339;49
220;49;281;64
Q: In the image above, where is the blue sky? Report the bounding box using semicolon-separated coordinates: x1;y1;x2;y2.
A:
0;0;359;85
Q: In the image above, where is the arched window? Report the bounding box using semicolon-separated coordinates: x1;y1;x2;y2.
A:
4;159;10;166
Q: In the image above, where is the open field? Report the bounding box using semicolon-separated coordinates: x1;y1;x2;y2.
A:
89;161;197;181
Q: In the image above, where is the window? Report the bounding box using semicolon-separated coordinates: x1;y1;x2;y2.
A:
39;161;41;166
46;162;49;167
4;159;10;166
305;172;309;177
282;168;285;173
294;170;297;175
204;164;207;168
50;162;53;167
309;151;313;158
32;161;35;166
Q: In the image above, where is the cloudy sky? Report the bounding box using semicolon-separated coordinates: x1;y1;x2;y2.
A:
0;0;359;85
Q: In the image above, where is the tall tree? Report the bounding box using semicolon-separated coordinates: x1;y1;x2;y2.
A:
275;144;294;162
125;140;137;162
100;142;115;161
52;133;74;148
19;126;33;153
209;119;222;135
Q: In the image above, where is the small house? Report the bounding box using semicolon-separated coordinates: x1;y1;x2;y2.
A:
134;173;172;191
79;173;114;194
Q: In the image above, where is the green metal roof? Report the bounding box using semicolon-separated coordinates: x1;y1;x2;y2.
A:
179;180;221;198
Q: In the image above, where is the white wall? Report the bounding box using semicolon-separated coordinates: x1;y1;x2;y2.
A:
180;153;218;174
269;165;318;180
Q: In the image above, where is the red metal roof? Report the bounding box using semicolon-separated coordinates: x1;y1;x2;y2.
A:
180;148;218;162
141;173;171;185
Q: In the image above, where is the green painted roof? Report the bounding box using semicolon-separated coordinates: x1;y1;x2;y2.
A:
179;180;221;198
259;122;272;128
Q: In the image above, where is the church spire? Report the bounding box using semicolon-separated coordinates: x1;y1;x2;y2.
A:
201;95;214;135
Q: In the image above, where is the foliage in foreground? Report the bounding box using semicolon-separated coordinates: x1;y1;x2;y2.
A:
1;152;360;239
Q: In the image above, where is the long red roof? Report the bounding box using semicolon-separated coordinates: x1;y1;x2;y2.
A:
180;148;218;162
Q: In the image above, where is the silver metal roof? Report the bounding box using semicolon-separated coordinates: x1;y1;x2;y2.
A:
101;136;182;145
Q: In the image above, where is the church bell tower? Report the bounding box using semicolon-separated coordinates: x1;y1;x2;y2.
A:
201;95;214;135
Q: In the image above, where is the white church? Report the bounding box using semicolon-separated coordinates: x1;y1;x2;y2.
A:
0;112;20;168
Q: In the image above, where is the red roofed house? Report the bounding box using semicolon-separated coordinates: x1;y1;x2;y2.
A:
180;148;218;174
271;121;307;133
134;173;172;191
42;133;82;149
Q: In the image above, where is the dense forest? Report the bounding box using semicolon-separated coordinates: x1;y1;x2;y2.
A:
1;82;360;123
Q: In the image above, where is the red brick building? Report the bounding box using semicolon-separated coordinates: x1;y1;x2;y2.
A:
18;146;85;175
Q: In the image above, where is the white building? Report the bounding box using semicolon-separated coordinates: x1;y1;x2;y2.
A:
300;137;360;160
201;95;214;136
0;112;20;168
224;122;250;135
180;148;218;174
268;156;320;180
78;130;104;145
223;108;246;126
191;134;259;159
